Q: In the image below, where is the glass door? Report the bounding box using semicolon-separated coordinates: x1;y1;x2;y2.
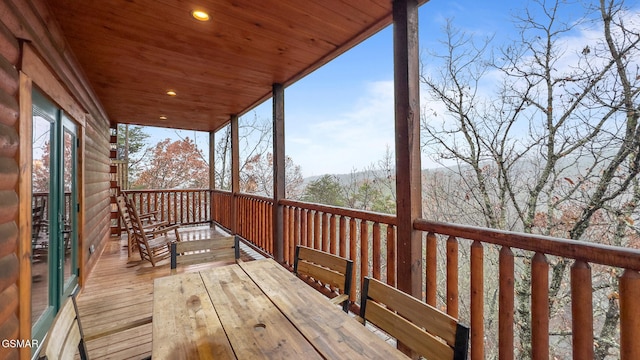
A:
31;89;80;345
61;115;79;298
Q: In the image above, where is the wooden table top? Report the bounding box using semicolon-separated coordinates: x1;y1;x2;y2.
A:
152;258;408;359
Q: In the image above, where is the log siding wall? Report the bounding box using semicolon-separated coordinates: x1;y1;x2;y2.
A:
0;1;112;359
0;16;20;360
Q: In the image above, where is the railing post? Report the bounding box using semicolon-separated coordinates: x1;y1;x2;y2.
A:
386;226;396;287
425;232;436;305
470;241;484;360
531;253;549;360
571;260;594;359
499;246;514;360
620;270;640;360
446;236;459;317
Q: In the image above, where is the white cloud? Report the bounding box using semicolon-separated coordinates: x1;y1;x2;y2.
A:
288;81;395;176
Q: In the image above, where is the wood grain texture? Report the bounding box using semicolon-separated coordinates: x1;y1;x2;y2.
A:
0;18;19;65
42;0;426;131
0;315;19;359
0;123;19;158
17;70;31;360
21;44;86;125
0;222;17;259
0;54;18;96
240;259;408;359
0;253;19;293
0;84;18;127
0;157;18;190
153;273;236;360
0;285;18;327
201;264;322;359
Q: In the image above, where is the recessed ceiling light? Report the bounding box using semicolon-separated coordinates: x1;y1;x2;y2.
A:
159;115;167;120
166;90;177;96
191;10;210;21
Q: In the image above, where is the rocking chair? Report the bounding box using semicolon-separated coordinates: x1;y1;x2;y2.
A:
125;196;181;266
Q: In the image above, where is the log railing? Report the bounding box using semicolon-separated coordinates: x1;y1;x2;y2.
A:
236;193;274;254
279;199;397;305
211;190;232;230
126;188;640;359
123;189;211;226
413;219;640;360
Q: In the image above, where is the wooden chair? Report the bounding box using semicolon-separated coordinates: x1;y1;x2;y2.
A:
127;197;181;266
359;277;470;360
38;289;89;360
38;288;152;360
170;235;240;273
293;245;353;312
116;194;169;258
32;203;46;242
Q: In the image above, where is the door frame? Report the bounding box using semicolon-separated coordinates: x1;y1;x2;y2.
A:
29;88;81;351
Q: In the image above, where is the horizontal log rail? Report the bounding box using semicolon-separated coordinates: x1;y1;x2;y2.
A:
414;218;640;360
123;189;211;226
414;219;640;270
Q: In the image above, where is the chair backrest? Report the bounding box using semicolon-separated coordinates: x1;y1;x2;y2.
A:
171;236;240;271
293;245;353;312
38;290;89;360
115;194;134;237
359;277;469;360
32;203;46;240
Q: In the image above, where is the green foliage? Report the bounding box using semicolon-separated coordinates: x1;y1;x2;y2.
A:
302;175;345;206
117;124;149;160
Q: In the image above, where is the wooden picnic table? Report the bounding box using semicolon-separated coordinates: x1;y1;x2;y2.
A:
152;258;408;359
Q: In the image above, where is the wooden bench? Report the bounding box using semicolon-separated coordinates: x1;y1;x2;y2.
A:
360;277;469;360
293;245;353;312
170;236;239;274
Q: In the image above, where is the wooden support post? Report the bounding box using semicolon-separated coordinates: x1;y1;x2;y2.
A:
230;115;239;234
272;83;285;263
393;0;422;298
209;130;215;227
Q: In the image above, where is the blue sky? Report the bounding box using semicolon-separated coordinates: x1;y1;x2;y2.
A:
145;0;610;177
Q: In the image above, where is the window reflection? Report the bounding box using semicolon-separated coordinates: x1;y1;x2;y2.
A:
32;114;51;325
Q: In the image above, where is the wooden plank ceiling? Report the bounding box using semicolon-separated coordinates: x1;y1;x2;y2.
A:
45;0;417;132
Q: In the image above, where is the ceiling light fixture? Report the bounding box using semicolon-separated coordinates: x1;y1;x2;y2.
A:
166;90;177;96
191;9;210;21
159;115;167;120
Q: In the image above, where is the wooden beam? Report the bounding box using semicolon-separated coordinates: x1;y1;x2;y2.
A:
209;131;215;191
230;115;239;235
272;83;285;263
393;0;422;298
208;131;215;228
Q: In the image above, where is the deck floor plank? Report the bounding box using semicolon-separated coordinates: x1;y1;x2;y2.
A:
77;226;261;360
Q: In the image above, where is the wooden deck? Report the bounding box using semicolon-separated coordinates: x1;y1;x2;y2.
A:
76;226;263;360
